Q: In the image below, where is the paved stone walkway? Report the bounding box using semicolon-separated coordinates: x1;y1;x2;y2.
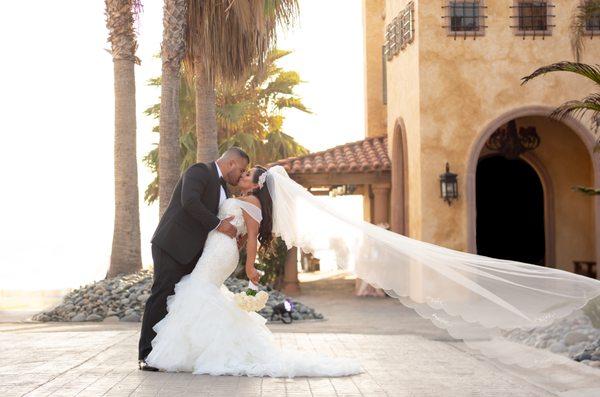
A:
1;273;600;396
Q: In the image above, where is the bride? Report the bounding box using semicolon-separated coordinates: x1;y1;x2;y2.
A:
146;166;362;377
148;164;600;374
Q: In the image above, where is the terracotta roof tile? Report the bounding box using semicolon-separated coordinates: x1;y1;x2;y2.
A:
269;136;390;174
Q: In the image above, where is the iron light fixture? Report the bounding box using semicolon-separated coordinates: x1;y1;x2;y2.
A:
485;120;540;159
440;162;458;206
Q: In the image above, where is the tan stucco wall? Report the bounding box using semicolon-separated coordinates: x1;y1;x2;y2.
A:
380;0;599;266
384;0;423;239
363;0;388;137
521;116;595;271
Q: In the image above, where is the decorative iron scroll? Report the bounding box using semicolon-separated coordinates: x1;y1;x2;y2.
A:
485;120;540;159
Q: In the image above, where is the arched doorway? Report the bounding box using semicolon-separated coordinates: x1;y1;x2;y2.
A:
467;106;599;274
391;120;408;235
476;156;545;265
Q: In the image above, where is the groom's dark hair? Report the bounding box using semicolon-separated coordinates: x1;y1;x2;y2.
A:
222;146;250;163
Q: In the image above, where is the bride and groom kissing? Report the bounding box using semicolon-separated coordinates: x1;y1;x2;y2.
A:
137;147;362;377
135;145;600;376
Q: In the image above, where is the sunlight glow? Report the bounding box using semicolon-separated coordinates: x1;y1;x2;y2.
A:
0;1;365;291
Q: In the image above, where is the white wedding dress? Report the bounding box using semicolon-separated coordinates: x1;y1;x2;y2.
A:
146;198;362;377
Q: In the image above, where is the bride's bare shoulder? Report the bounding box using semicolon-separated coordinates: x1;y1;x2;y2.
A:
237;195;261;208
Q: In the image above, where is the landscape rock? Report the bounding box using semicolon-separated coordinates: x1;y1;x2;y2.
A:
564;331;589;346
32;269;324;324
121;313;141;322
70;313;86;322
505;310;600;368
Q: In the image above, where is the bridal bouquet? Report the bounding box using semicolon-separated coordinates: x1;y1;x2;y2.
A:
233;279;269;312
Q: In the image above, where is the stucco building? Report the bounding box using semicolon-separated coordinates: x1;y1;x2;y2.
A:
274;0;600;294
368;0;599;273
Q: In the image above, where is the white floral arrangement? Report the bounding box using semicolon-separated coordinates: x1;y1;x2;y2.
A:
234;289;269;312
233;275;268;312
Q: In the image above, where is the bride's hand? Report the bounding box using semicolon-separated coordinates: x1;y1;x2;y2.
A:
246;266;260;285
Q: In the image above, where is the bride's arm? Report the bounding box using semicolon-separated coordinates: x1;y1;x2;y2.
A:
241;209;261;285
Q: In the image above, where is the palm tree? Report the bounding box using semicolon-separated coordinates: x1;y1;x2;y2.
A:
522;62;600;194
520;2;600;195
521;62;600;134
570;0;600;62
143;49;310;204
105;0;143;277
185;0;299;163
158;0;187;217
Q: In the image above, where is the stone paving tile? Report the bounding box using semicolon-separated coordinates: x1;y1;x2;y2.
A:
1;328;577;397
4;275;600;397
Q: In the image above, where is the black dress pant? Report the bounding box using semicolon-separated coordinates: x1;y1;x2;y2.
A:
138;244;200;360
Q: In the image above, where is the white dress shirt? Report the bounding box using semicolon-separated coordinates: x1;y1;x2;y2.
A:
213;163;227;232
215;163;227;208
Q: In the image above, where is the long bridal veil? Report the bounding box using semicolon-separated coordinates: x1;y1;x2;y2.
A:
265;165;600;368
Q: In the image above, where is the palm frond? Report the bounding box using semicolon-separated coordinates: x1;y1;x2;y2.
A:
144;103;161;118
274;97;311;113
521;62;600;86
549;92;600;132
184;0;299;84
147;77;161;86
144;47;309;196
143;145;159;204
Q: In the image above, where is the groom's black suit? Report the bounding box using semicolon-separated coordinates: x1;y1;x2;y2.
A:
138;161;229;361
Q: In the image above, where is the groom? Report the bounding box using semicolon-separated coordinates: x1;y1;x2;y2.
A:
138;147;250;370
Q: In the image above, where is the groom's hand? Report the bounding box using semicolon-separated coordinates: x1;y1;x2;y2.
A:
216;216;237;238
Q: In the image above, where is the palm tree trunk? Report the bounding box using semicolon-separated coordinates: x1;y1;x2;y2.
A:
159;66;183;217
105;0;142;278
158;0;187;217
194;57;219;163
108;59;142;277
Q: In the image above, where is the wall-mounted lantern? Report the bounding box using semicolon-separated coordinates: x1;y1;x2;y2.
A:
439;162;458;206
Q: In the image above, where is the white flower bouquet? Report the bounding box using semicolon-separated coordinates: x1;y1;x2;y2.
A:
234;289;269;312
233;276;269;312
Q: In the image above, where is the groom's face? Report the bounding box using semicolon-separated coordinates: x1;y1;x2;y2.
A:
225;157;249;186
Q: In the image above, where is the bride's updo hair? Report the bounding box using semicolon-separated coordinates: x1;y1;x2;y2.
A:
251;166;273;251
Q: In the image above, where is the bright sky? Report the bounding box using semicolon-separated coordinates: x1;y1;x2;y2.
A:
0;1;365;290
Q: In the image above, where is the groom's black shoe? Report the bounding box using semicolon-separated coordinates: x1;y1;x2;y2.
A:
138;360;159;372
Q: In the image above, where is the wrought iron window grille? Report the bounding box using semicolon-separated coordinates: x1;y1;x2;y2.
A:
442;1;488;40
384;2;415;62
578;1;600;38
399;2;416;48
510;1;556;39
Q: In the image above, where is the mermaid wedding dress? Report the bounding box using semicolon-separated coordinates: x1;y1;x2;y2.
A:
148;166;600;371
146;198;362;377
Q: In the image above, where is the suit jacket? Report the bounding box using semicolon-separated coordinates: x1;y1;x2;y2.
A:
151;162;229;265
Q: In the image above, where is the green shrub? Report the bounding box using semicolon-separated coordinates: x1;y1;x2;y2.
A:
256;237;288;287
234;237;289;288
